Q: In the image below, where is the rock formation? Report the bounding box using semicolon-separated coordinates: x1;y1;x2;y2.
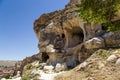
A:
18;0;120;76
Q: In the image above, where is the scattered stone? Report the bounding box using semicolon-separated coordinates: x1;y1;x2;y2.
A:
43;65;54;73
103;32;114;38
61;63;68;71
107;54;117;62
84;37;105;49
98;62;105;69
102;31;120;47
55;63;67;72
55;63;62;72
115;58;120;66
78;61;87;70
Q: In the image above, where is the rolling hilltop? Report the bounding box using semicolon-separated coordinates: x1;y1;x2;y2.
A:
0;60;18;67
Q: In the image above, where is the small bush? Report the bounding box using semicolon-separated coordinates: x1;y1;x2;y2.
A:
22;75;32;80
26;64;33;70
1;74;11;79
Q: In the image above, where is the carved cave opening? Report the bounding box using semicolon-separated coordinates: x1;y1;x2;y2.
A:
42;53;49;62
67;27;84;48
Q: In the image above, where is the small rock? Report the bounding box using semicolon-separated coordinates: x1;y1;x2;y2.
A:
98;62;105;69
107;54;117;62
61;63;68;71
115;58;120;66
55;63;67;72
55;63;62;72
13;71;21;79
43;65;54;72
103;32;114;38
84;37;105;49
78;61;87;70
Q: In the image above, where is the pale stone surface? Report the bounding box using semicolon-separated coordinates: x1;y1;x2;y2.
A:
46;44;56;53
47;22;54;29
107;54;117;62
78;61;87;69
98;62;105;69
115;58;120;66
84;37;105;49
103;31;120;47
55;63;62;72
55;63;67;72
43;65;54;72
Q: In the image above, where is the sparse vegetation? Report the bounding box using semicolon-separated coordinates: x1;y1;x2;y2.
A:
22;74;32;80
26;64;33;70
1;74;12;79
77;0;120;31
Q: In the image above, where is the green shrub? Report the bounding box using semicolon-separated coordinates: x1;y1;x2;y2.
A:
77;0;120;31
1;74;11;79
103;20;120;32
26;64;33;70
22;75;32;80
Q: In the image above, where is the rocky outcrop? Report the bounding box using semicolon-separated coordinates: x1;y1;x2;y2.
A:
18;0;120;76
33;0;103;68
33;0;120;69
102;31;120;47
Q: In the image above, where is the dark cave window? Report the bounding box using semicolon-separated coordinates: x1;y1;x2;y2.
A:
62;33;65;38
42;53;49;62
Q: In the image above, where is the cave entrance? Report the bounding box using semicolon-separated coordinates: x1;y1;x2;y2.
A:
67;27;84;48
42;53;49;62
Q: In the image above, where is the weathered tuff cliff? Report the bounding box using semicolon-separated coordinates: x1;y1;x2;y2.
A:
19;0;120;76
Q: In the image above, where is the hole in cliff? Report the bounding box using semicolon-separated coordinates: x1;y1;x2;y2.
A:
67;27;84;48
42;53;49;62
62;33;65;38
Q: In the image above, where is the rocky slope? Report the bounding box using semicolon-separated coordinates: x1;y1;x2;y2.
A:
17;0;120;79
55;48;120;80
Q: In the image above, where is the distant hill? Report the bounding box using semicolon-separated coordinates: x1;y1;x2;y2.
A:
0;60;19;67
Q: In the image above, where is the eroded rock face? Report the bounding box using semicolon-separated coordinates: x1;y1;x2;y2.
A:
33;0;120;68
103;31;120;47
33;0;104;68
19;0;120;75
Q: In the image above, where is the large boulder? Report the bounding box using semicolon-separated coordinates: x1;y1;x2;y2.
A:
103;31;120;47
84;37;105;49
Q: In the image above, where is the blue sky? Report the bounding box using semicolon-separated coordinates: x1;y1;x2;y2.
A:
0;0;69;60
